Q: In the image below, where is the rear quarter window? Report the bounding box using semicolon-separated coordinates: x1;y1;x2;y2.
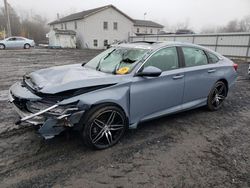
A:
207;52;219;64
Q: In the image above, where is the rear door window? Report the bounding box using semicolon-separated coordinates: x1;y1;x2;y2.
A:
182;47;208;67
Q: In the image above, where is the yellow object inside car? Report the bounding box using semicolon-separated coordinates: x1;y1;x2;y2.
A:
116;67;130;74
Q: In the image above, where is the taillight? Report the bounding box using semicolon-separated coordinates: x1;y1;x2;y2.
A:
233;63;238;71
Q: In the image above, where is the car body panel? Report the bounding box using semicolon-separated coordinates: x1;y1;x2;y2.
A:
27;64;131;94
130;68;185;124
8;41;238;139
182;62;225;103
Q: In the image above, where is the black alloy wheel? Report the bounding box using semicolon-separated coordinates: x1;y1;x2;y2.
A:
82;105;127;149
207;81;227;111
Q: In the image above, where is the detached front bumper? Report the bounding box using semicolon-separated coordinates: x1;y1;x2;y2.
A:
8;82;85;139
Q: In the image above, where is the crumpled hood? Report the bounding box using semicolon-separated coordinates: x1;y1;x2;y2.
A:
26;64;129;94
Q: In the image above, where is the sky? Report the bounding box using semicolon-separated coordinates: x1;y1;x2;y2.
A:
0;0;249;32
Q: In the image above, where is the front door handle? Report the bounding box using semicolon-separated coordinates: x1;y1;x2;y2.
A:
208;69;216;73
172;74;184;80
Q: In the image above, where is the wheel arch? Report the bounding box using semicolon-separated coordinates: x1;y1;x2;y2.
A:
88;101;129;122
0;43;5;49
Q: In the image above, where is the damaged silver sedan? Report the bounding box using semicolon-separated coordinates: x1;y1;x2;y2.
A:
9;41;237;149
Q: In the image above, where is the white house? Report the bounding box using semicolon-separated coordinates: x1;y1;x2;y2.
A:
133;19;164;35
48;5;164;49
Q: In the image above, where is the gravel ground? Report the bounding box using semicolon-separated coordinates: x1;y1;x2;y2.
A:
0;49;249;188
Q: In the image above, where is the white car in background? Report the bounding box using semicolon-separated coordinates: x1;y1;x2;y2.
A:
0;36;35;50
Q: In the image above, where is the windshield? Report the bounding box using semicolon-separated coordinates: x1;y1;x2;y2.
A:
84;47;149;74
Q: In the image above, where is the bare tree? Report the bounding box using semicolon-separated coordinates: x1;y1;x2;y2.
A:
239;15;250;32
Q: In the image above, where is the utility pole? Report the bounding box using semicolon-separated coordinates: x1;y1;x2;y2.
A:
4;0;12;37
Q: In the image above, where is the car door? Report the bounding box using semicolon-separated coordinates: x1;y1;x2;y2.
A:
181;46;223;106
16;37;25;48
4;37;14;48
130;47;185;123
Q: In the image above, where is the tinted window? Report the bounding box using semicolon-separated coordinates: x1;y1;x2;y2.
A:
16;38;25;41
8;38;16;41
143;47;179;71
182;47;208;67
207;52;219;64
93;39;98;47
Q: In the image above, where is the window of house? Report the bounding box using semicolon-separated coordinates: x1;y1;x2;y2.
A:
143;47;179;72
150;29;153;34
157;29;160;33
182;47;208;67
93;39;98;47
145;29;147;34
64;23;67;30
74;21;77;29
207;52;219;64
113;22;118;30
137;28;140;33
103;22;108;30
61;23;63;29
104;40;108;47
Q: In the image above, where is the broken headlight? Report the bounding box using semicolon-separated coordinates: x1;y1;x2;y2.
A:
26;101;78;115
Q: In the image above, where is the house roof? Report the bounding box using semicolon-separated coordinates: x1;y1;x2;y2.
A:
53;29;76;35
49;5;134;25
133;19;164;28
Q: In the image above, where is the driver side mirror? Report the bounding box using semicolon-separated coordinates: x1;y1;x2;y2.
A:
136;66;162;77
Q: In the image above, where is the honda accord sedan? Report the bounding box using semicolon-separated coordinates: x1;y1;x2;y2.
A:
0;36;35;49
8;41;238;149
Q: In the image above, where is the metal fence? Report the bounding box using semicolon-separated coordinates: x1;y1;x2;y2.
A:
129;32;250;61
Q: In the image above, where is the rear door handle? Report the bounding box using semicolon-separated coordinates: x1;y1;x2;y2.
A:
172;74;184;80
208;69;216;73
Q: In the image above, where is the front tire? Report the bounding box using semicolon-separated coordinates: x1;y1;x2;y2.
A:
81;105;127;150
207;81;228;111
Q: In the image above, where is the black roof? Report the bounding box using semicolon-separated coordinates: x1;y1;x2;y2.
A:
49;5;134;25
133;19;164;28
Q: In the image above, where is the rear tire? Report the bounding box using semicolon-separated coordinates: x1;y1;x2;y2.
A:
24;43;31;49
0;44;5;50
81;105;128;150
207;81;228;111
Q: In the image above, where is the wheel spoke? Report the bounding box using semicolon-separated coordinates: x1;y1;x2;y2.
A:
214;88;219;95
215;98;220;106
92;129;105;143
94;119;105;129
217;95;225;100
211;97;217;104
107;111;116;125
218;85;224;94
105;131;112;145
110;124;124;131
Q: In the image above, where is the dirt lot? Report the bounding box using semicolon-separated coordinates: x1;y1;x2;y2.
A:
0;49;249;188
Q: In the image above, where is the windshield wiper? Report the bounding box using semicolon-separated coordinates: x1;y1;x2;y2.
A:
96;49;116;71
